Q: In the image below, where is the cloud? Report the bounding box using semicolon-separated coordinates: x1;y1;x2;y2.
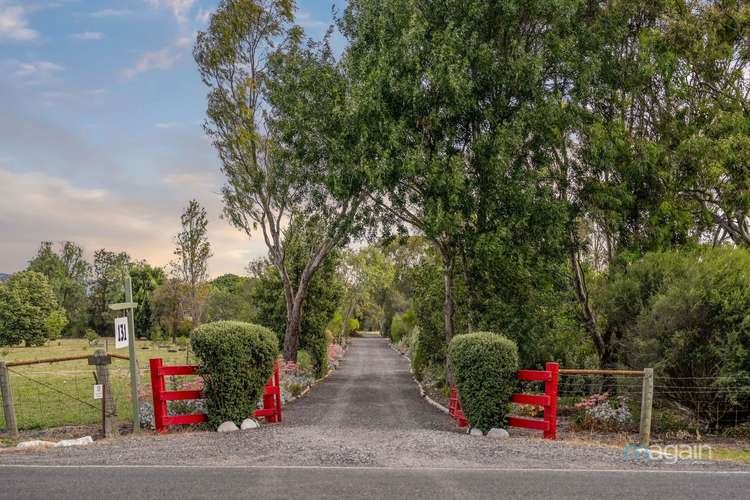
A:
0;3;38;41
145;0;196;24
72;31;103;40
296;10;327;30
121;37;192;79
0;166;264;278
155;122;182;129
195;8;212;25
90;9;132;18
13;60;64;78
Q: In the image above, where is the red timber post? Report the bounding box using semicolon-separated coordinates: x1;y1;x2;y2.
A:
149;358;167;433
274;361;282;423
544;362;559;440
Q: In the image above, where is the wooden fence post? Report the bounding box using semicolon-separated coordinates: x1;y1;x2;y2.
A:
0;361;18;439
639;367;654;448
88;350;115;438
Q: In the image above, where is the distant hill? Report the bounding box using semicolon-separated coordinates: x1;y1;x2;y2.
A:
0;273;9;283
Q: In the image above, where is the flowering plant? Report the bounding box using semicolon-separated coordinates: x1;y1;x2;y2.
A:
574;393;633;432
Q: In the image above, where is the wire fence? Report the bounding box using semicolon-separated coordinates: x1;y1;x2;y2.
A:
551;373;750;433
0;362;153;432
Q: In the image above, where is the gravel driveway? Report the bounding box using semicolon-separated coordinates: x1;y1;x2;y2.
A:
1;338;746;471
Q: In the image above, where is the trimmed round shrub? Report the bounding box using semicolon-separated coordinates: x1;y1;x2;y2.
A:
448;332;519;432
190;321;278;428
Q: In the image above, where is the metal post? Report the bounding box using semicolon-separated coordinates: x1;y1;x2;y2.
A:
124;276;141;432
0;362;18;439
639;367;654;447
89;350;115;438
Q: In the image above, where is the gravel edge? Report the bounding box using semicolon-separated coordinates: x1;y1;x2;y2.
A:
388;343;450;416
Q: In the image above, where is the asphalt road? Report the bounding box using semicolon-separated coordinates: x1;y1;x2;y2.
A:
1;338;748;499
1;465;749;500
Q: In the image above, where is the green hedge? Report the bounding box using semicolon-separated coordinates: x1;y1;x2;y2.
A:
191;321;278;428
448;332;519;432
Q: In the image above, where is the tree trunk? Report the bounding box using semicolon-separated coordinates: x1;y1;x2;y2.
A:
442;253;456;385
339;300;355;341
282;293;305;361
570;248;609;368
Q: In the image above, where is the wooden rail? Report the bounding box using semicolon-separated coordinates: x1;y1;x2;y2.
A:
558;368;644;377
6;353;130;367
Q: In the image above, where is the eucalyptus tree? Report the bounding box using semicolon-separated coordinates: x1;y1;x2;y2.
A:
665;1;750;247
172;199;212;327
195;1;369;360
546;0;750;368
342;0;578;379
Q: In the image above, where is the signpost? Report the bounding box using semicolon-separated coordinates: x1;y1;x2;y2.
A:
108;275;141;432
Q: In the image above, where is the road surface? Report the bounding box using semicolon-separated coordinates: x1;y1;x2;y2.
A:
1;338;748;499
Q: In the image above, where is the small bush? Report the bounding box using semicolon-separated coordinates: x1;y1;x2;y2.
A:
191;321;278;428
297;349;313;372
289;383;304;398
390;309;416;343
85;329;99;346
722;422;750;439
175;336;189;349
448;332;519;432
150;325;165;342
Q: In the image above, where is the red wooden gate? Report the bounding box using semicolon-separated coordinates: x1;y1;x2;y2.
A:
449;362;559;440
149;358;282;433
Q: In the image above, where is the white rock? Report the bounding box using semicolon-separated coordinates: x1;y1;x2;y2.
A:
16;440;56;449
240;418;259;430
55;436;94;447
217;421;239;432
487;428;510;439
469;427;484;436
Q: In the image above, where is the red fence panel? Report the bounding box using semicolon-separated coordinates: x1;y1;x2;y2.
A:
449;362;559;440
149;358;281;433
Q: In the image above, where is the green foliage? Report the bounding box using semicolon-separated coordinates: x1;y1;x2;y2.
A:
347;318;359;334
190;321;278;428
130;261;165;340
296;349;313;373
407;251;469;378
205;274;254;323
195;1;366;365
389;308;415;343
0;271;67;346
84;329;99;346
448;332;519;432
27;241;91;337
88;249;130;336
149;325;165;342
152;278;190;342
593;248;750;426
289;383;304;398
249;217;344;377
172;199;212;325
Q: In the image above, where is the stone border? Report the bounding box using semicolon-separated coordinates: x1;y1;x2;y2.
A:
284;341;350;405
388;342;450;416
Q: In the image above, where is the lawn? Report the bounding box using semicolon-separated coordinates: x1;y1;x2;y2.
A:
0;339;192;432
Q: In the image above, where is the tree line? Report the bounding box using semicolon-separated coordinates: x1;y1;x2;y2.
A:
195;2;748;352
0;200;214;347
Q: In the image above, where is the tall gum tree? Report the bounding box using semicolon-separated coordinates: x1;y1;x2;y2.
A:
195;0;369;360
342;0;578;380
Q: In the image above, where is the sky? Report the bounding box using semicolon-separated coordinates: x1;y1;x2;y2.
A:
0;0;346;277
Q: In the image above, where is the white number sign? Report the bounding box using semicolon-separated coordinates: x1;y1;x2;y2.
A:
114;316;129;349
93;384;103;400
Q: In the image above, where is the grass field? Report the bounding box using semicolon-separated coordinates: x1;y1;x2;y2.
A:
1;339;191;432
